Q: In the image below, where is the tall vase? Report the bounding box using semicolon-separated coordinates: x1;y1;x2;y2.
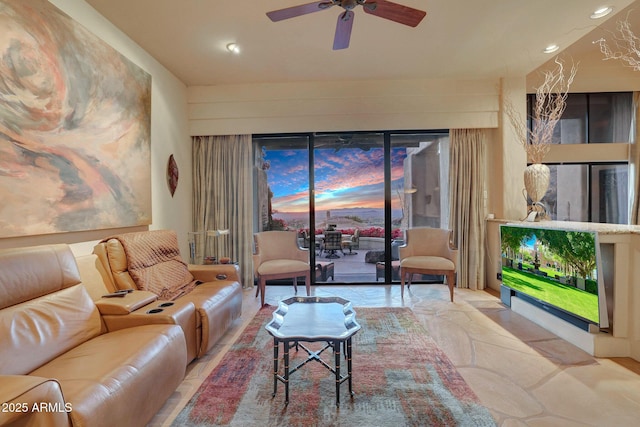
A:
523;163;550;204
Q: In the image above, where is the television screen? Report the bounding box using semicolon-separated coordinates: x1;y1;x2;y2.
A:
500;224;608;329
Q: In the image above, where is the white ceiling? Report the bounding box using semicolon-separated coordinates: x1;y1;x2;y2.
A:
84;0;639;86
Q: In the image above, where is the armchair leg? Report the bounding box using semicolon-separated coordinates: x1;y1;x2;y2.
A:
400;268;405;299
304;272;311;296
446;272;455;302
259;277;267;307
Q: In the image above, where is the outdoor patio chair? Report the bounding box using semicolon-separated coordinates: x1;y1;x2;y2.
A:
322;230;343;259
253;230;310;306
341;229;360;255
399;227;458;301
300;230;310;248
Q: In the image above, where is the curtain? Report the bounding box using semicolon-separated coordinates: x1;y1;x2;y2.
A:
193;135;254;289
448;129;487;290
631;92;640;224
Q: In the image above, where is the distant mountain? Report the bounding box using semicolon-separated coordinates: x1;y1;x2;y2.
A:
274;207;402;227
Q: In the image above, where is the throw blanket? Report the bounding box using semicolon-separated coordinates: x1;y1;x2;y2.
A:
105;230;197;301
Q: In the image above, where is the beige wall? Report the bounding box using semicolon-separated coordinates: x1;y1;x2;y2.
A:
187;78;501;135
0;0;192;257
187;75;530;230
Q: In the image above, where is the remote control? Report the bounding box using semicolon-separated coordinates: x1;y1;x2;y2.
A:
102;292;127;298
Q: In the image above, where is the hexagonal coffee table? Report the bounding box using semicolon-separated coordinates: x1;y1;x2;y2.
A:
265;296;361;406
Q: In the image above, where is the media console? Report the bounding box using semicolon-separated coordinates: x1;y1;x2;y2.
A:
487;220;640;361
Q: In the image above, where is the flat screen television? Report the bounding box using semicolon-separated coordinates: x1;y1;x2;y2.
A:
500;224;609;330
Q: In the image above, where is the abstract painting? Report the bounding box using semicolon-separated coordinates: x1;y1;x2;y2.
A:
0;0;151;237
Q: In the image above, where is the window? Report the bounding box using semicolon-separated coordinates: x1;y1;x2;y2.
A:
591;164;628;223
545;163;628;224
528;92;633;144
527;92;632;224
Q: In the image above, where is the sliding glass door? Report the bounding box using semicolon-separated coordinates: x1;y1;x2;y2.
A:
254;131;449;284
255;134;310;234
313;133;384;282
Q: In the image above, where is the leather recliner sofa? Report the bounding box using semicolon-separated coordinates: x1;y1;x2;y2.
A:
0;244;187;427
92;229;243;359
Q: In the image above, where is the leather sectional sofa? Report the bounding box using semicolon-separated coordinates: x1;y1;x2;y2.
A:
93;229;243;360
0;233;243;427
0;244;186;427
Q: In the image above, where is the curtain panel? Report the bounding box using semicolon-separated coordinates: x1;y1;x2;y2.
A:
192;135;254;288
449;129;487;290
631;92;640;224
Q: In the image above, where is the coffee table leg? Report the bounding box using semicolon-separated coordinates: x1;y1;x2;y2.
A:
284;340;290;405
334;340;341;407
272;338;279;397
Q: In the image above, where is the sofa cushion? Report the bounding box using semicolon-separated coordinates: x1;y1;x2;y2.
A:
400;255;455;271
177;280;243;357
0;284;102;376
0;376;70;427
103;239;138;290
30;324;186;427
258;259;309;276
0;244;81;310
75;254;117;300
102;230;196;300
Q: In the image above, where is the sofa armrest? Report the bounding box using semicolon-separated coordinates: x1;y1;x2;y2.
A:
94;290;158;315
0;375;71;427
189;264;241;285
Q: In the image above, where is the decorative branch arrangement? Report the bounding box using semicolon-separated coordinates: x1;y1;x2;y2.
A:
595;15;640;71
504;58;577;164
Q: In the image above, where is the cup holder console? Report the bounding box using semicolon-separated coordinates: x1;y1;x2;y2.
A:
146;302;176;314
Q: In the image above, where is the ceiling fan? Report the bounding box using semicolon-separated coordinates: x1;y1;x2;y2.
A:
266;0;426;50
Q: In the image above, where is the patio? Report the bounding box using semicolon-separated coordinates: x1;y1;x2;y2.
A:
315;248;377;283
312;237;403;283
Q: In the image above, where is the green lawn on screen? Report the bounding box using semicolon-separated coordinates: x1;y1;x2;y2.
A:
502;266;599;323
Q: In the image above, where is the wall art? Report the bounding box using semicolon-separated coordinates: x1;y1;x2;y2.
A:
0;0;152;237
167;154;179;197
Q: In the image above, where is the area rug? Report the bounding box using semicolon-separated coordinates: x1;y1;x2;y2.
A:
172;305;496;427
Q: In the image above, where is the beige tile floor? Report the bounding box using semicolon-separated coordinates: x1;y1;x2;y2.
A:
149;283;640;426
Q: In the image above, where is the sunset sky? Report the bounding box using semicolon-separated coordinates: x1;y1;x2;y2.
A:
266;147;407;213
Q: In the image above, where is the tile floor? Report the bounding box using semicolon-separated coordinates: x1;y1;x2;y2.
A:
149;283;640;426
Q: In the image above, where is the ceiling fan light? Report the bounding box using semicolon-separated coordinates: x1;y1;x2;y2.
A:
226;43;240;53
364;3;377;11
591;6;613;19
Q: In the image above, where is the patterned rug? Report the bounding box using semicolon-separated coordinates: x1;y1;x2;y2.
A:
172;305;496;427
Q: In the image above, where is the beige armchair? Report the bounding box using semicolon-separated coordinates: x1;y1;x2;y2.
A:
253;231;311;306
399;228;458;301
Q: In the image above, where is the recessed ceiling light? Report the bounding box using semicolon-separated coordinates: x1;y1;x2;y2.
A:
226;43;240;54
543;44;559;54
591;6;613;19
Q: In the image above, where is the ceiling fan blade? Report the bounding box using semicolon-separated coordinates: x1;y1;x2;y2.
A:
363;0;426;27
333;10;354;50
266;1;332;22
